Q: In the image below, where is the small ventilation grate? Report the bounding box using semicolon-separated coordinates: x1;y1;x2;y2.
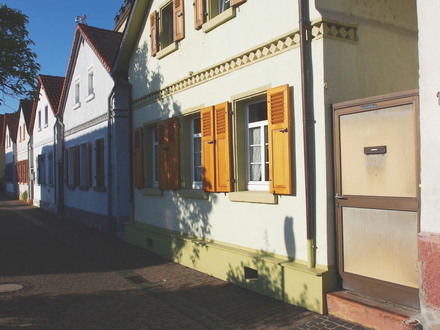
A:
244;267;258;280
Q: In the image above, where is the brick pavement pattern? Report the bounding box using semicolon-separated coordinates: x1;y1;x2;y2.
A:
0;195;366;329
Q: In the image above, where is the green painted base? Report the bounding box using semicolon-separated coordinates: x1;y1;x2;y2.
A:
125;221;337;314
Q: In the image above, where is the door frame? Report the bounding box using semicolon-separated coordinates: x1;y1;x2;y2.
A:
332;90;420;308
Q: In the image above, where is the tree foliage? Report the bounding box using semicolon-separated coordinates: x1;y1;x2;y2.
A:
0;4;40;105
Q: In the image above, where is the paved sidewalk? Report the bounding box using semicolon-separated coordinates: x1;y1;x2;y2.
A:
0;195;366;329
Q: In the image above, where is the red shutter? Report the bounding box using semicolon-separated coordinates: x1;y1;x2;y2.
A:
150;11;159;56
157;118;181;190
193;0;205;30
134;128;145;189
230;0;246;6
201;106;216;192
157;121;168;189
173;0;185;41
268;84;292;195
214;102;232;192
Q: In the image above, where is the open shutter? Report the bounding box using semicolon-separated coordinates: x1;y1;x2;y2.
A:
214;102;232;192
64;149;69;184
150;11;159;56
134;128;144;189
268;84;292;195
201;106;216;192
230;0;246;6
166;117;181;190
157;121;168;189
173;0;185;41
193;0;205;30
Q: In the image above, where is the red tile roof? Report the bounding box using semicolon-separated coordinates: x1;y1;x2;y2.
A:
39;75;65;115
77;24;123;73
19;99;34;131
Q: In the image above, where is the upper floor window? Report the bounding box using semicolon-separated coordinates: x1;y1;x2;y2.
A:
191;117;202;189
87;68;95;101
150;0;185;57
194;0;246;31
38;110;41;131
44;106;48;127
74;78;81;109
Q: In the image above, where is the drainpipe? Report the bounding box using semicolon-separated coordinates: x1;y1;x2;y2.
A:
108;89;115;236
298;0;316;268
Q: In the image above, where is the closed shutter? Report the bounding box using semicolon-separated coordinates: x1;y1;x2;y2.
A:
150;11;158;56
201;106;216;192
85;143;91;187
157;118;181;190
134;128;144;189
193;0;205;30
267;84;292;195
214;102;232;192
173;0;185;41
73;146;80;187
64;149;69;184
230;0;246;6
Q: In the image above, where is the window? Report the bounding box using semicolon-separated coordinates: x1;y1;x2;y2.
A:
65;146;79;188
87;69;94;96
134;125;161;190
44;106;48;127
194;0;246;30
246;100;269;191
150;0;185;57
74;79;81;108
191;117;203;189
200;84;292;195
80;143;91;188
17;160;29;184
95;138;105;188
134;128;144;189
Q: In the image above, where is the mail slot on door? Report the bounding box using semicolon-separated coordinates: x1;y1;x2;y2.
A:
364;145;387;155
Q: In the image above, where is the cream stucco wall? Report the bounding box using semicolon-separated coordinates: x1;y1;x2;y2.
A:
129;0;334;267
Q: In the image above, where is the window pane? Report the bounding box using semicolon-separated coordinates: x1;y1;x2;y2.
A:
250;145;261;163
250;164;262;181
193;118;201;134
248;102;267;123
249;127;261;145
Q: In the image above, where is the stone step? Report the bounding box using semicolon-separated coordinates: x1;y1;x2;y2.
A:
327;290;422;330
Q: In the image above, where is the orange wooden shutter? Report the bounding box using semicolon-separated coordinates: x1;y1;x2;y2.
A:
230;0;246;6
193;0;205;30
150;11;158;56
201;106;216;192
214;102;232;192
268;84;292;195
134;128;144;189
173;0;185;41
166;117;181;190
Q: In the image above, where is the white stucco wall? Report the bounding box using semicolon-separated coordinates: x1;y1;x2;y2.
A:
129;0;332;266
32;87;57;210
418;1;440;234
63;35;114;216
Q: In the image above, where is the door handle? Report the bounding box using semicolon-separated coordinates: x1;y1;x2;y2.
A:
334;194;346;200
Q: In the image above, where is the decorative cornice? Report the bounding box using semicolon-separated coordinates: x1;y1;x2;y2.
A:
133;18;358;110
65;113;108;137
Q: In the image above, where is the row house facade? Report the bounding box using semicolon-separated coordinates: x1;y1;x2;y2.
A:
4;111;20;197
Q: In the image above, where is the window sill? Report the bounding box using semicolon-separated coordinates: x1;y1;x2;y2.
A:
94;186;107;193
202;7;236;33
140;187;163;196
228;191;278;204
86;93;95;102
73;102;81;110
177;189;209;200
157;42;178;59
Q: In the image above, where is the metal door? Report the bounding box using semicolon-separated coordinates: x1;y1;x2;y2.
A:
333;90;420;308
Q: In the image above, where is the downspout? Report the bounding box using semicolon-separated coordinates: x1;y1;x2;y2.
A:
27;135;32;203
298;0;316;268
108;89;115;236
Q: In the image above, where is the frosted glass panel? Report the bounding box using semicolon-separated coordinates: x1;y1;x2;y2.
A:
343;207;418;288
340;104;416;197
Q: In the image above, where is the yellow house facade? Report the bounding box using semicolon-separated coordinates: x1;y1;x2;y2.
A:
115;0;418;314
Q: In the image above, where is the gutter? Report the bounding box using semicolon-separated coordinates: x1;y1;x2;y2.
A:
298;0;316;268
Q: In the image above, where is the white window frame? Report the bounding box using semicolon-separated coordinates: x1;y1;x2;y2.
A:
86;67;95;102
246;100;269;191
191;117;202;189
74;78;81;109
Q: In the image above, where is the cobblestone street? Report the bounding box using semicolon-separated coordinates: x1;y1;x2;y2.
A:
0;195;365;329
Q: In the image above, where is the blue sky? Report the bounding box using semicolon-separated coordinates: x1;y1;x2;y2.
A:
1;0;124;114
